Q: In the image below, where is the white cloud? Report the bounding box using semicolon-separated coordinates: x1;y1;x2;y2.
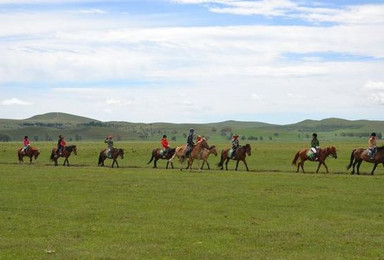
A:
1;98;32;106
364;81;384;90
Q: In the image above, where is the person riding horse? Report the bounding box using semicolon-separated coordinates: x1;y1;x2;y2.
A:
56;135;66;155
231;134;240;159
368;132;377;159
161;134;170;158
185;128;195;158
311;133;320;161
21;136;30;154
105;135;114;158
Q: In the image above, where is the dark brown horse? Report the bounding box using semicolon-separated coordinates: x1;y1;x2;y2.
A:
18;147;40;164
147;148;176;169
347;146;384;175
98;148;124;168
50;145;77;166
217;144;251;171
292;146;337;173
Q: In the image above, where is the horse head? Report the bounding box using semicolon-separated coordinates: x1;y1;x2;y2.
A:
245;144;252;156
119;149;124;159
33;149;40;159
209;145;218;156
72;145;78;155
328;145;337;159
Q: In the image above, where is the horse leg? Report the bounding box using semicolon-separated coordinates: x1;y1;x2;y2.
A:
115;160;119;168
300;161;305;173
225;159;230;170
371;163;378;175
243;160;249;171
206;161;211;170
201;161;205;170
29;156;33;164
351;161;357;175
111;159;115;168
154;158;158;169
235;160;239;171
166;161;169;169
356;161;362;175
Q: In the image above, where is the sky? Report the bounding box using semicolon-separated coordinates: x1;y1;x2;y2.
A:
0;0;384;124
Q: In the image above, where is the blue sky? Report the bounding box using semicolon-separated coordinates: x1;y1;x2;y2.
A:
0;0;384;124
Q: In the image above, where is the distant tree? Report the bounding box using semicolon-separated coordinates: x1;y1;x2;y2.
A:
259;136;263;141
241;135;246;141
378;132;383;139
211;127;217;132
274;133;279;137
75;134;82;141
171;136;176;141
0;134;11;142
269;136;273;140
34;136;39;142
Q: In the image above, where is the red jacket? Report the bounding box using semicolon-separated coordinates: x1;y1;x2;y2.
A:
161;138;169;149
60;140;66;147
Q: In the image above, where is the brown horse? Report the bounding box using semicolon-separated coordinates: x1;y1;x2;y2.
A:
17;147;40;164
347;147;384;175
169;138;209;171
98;148;124;168
147;148;176;169
292;146;337;173
187;145;218;170
217;144;251;171
50;145;77;166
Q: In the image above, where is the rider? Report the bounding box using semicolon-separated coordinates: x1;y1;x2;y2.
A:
311;133;320;161
161;134;170;158
368;132;377;159
21;136;30;154
231;134;240;159
185;128;195;158
57;135;66;155
105;135;114;158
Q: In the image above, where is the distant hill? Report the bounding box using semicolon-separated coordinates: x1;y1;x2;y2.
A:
0;112;383;142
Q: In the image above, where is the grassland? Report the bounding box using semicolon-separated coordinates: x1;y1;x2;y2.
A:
1;141;384;259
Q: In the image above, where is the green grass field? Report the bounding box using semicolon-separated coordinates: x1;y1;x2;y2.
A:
1;141;384;259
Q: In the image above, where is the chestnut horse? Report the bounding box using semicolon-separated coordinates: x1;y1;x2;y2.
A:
169;138;209;171
292;146;337;173
346;146;384;175
17;147;40;164
50;145;77;166
147;148;176;169
187;145;218;170
98;148;124;168
217;144;251;171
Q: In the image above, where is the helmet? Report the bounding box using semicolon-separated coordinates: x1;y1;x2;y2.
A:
371;132;376;137
59;135;63;138
233;134;239;138
163;134;167;138
189;128;194;133
312;133;317;137
24;136;28;139
108;135;113;139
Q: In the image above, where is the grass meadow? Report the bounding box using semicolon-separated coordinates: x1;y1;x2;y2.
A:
1;140;384;259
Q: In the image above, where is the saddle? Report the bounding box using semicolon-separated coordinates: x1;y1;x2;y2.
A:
306;149;316;160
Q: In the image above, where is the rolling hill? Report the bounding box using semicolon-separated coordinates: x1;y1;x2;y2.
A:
0;112;383;142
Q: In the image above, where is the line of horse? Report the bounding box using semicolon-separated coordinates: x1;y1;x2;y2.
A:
15;142;384;175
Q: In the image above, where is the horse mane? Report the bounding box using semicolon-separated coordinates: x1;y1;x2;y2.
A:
377;145;384;151
209;145;216;150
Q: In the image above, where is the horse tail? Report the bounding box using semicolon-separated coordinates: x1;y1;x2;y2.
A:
346;149;356;170
147;150;155;164
292;151;300;165
50;150;55;161
217;150;225;167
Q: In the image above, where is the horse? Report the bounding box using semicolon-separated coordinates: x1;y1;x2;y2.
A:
98;148;124;168
50;145;77;166
17;147;40;164
147;148;176;169
186;145;218;170
346;146;384;175
292;145;337;173
169;138;209;171
217;144;252;171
